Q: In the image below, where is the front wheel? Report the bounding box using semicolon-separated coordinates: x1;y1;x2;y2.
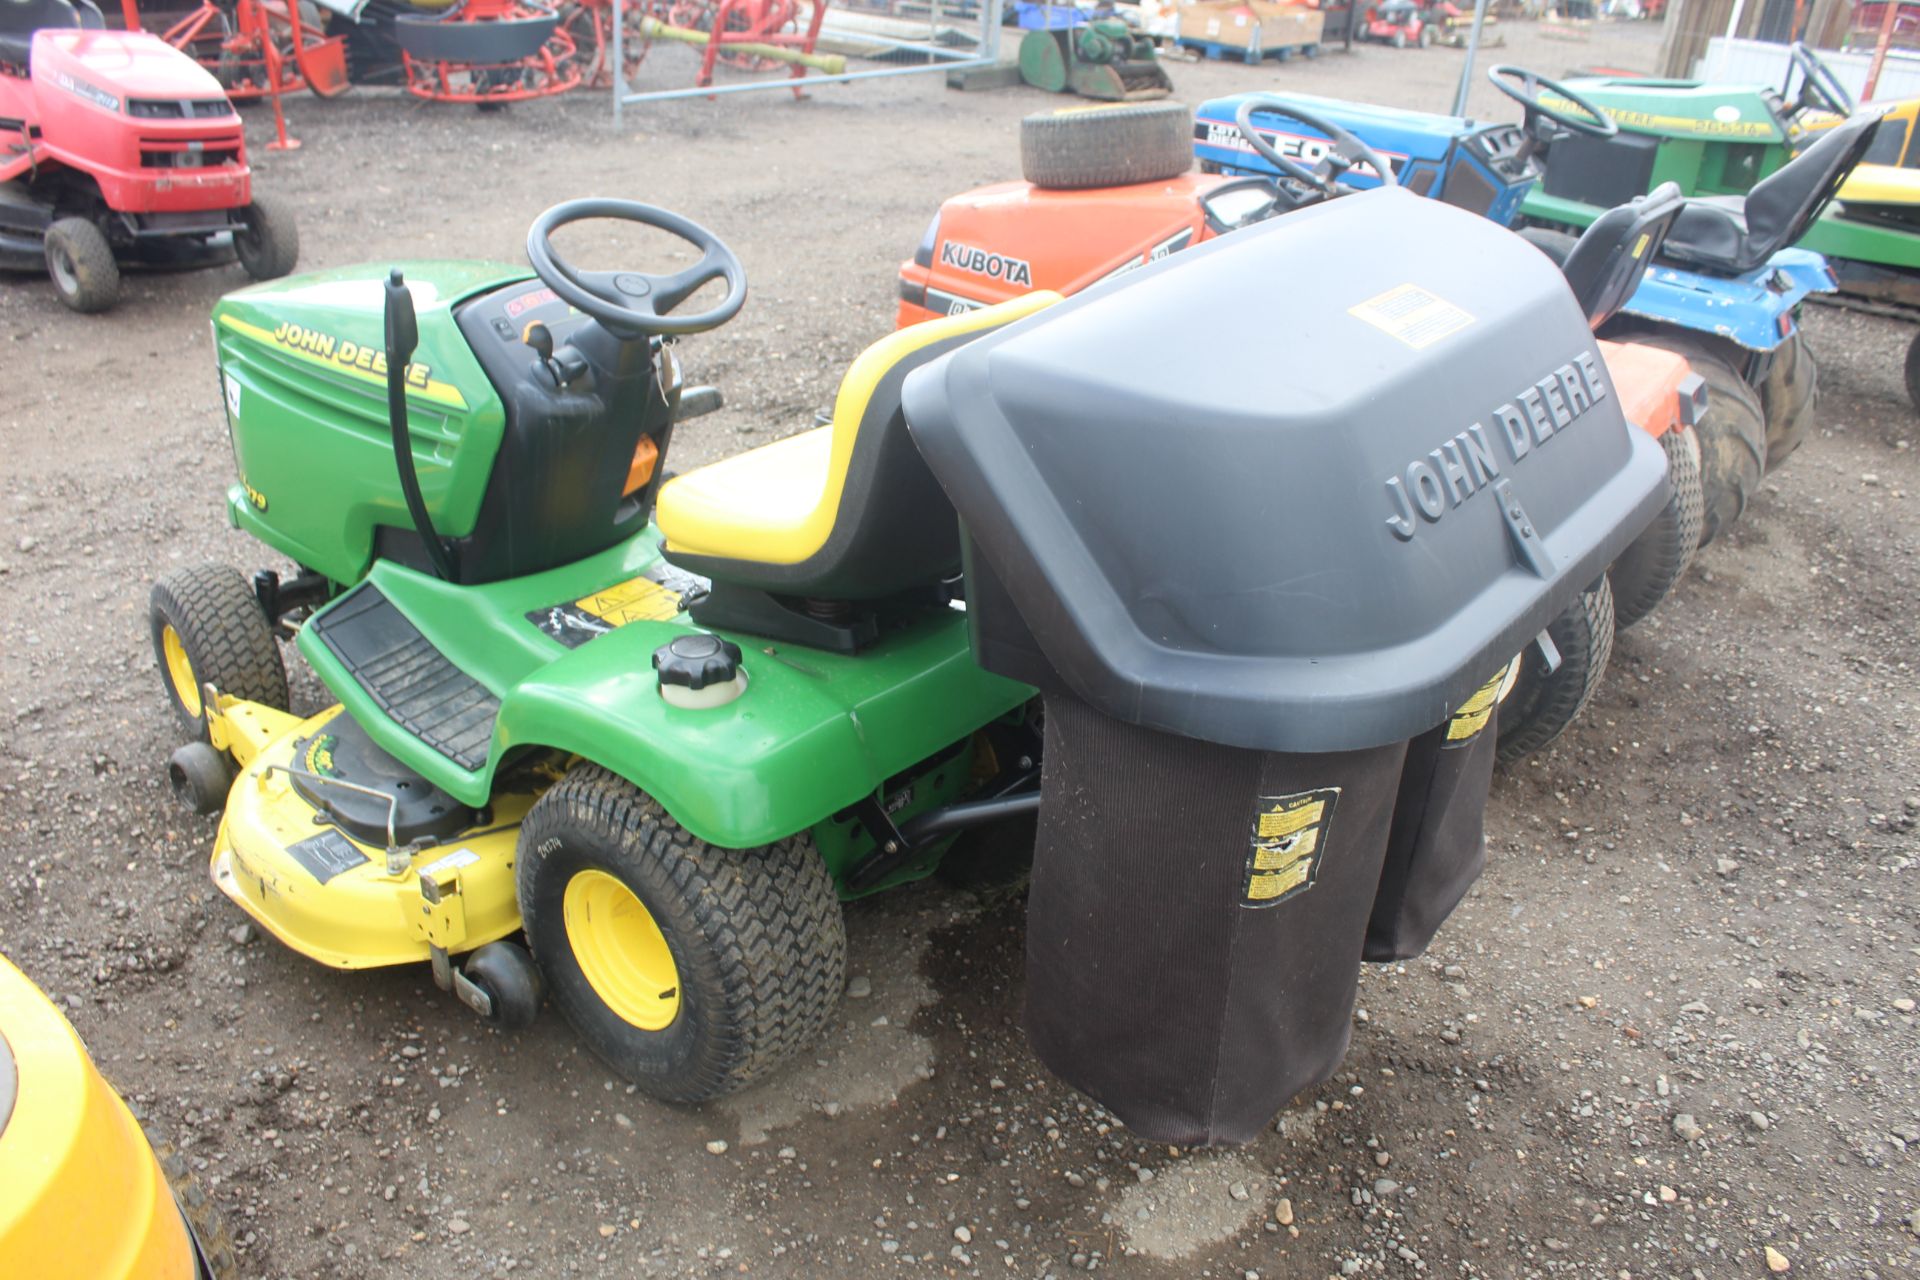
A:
149;565;290;741
233;195;300;280
44;218;119;313
517;764;846;1102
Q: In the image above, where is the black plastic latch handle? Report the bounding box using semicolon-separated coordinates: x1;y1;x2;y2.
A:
1492;478;1555;581
384;268;418;365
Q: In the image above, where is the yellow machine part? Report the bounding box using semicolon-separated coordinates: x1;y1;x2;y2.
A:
209;703;535;969
0;954;196;1279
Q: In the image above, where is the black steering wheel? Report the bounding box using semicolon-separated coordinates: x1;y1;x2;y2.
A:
1487;65;1618;139
1789;41;1855;117
526;198;747;338
1234;94;1400;196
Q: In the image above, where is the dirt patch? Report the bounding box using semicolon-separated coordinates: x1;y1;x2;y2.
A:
3;16;1918;1280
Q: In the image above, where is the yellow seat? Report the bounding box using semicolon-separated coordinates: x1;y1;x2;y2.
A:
658;292;1061;601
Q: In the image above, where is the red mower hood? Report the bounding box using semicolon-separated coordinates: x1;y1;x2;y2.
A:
36;28;231;104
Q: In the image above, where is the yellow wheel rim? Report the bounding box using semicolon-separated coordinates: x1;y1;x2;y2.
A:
562;869;681;1031
161;625;202;719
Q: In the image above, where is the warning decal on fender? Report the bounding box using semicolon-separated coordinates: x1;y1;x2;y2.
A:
1241;787;1341;908
527;563;710;650
1349;283;1475;350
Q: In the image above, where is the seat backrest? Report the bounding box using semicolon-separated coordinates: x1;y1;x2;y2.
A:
0;0;93;36
793;292;1066;599
1558;181;1683;329
1735;108;1882;268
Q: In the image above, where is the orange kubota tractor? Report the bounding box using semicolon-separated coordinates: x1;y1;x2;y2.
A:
896;102;1708;764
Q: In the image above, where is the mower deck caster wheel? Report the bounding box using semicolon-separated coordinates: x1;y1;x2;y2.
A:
44;217;119;314
462;940;545;1029
168;743;234;815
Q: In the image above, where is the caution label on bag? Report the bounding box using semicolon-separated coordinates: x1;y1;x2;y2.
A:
1242;788;1341;908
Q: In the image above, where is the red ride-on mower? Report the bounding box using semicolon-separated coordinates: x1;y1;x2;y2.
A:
0;0;298;312
1360;0;1440;47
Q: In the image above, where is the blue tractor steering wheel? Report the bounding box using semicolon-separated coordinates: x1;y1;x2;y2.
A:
1234;95;1401;195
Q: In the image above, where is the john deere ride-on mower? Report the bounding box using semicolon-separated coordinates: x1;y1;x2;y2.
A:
1516;43;1920;409
153;192;1663;1122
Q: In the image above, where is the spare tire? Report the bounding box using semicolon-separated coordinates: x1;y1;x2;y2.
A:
1021;102;1193;190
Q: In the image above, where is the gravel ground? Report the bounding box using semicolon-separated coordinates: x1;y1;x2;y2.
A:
3;16;1918;1280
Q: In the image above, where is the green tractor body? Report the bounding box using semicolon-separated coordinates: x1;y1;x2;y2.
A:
1521;75;1920;292
209;260;1027;872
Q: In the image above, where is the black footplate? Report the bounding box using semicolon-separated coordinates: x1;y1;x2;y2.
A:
309;584;499;772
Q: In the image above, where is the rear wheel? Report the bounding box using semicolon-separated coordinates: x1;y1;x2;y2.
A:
1905;329;1920;415
44;218;119;314
1608;424;1704;629
1759;327;1816;471
1630;331;1765;546
1020;101;1192;190
517;764;845;1102
1496;577;1615;765
149;566;289;741
233;195;300;280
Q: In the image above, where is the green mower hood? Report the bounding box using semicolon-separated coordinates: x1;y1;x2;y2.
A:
211;261;529;584
1552;78;1791;144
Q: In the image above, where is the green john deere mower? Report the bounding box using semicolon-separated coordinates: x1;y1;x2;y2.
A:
151;192;1663;1119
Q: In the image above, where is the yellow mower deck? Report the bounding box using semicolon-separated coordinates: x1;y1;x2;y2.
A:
206;697;534;970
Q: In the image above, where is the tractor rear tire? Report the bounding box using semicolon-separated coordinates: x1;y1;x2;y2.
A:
1630;332;1765;547
1608;424;1704;630
1496;577;1615;766
234;195;300;281
1759;327;1816;471
44;218;119;314
149;566;290;741
1020;101;1192;191
517;764;846;1103
1905;329;1920;415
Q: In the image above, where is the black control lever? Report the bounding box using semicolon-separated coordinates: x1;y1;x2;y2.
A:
384;269;457;582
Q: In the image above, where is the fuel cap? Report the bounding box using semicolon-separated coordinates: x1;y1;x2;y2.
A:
653;633;742;692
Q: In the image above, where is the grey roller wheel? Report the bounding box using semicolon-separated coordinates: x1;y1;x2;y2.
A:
1608;425;1704;630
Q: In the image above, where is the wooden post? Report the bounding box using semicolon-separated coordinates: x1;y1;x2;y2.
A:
1863;0;1900;100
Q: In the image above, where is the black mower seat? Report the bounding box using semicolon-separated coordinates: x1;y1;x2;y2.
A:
1659;110;1882;275
1557;181;1683;329
0;0;103;67
657;291;1062;600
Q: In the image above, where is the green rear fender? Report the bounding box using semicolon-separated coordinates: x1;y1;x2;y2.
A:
500;622;1032;849
295;542;1032;853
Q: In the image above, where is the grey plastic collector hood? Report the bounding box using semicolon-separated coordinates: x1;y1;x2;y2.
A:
903;186;1668;753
